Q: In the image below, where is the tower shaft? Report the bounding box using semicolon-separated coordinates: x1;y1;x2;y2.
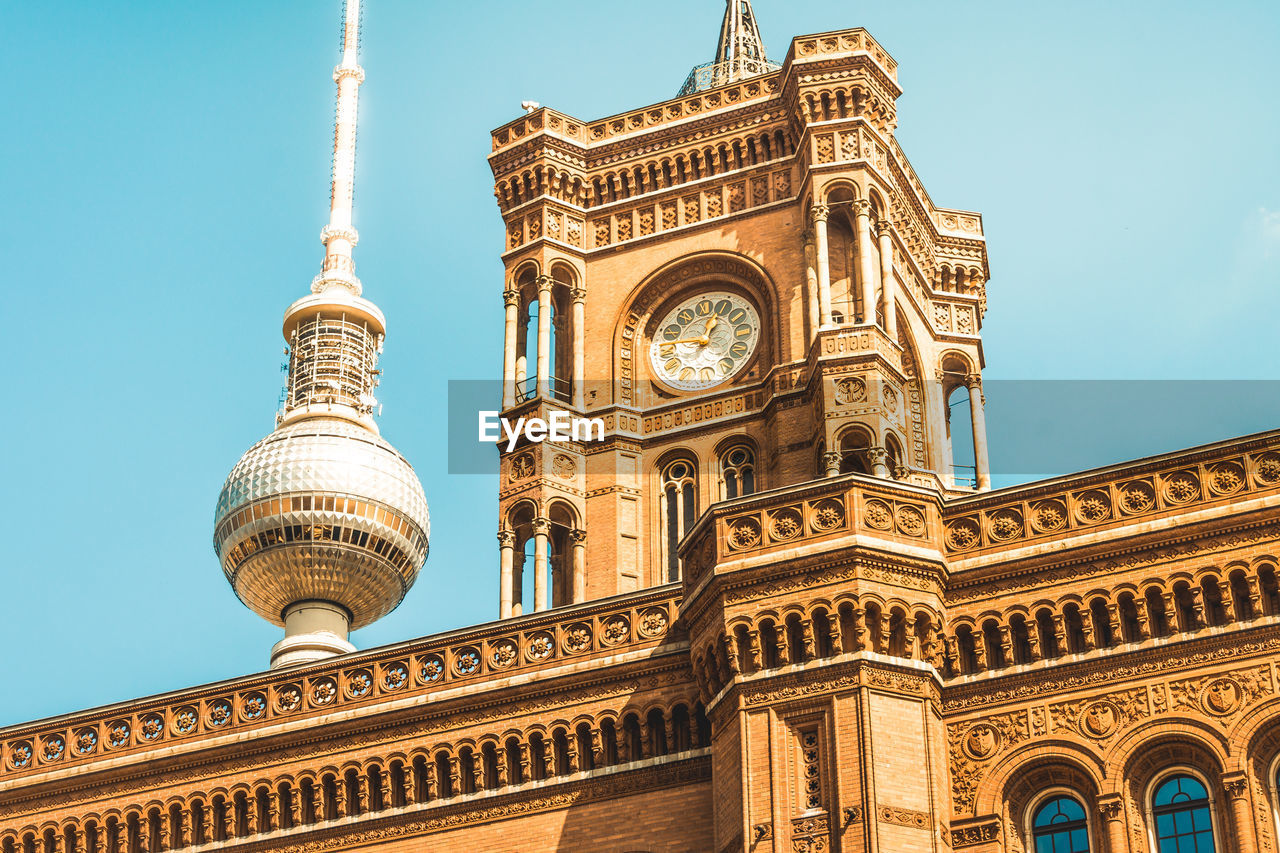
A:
319;0;364;296
281;0;384;428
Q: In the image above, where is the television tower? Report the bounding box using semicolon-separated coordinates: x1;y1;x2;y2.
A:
213;0;430;669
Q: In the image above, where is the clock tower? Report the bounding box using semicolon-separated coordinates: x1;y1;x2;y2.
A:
488;1;991;619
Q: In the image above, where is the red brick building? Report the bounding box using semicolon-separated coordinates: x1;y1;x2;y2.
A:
3;4;1279;852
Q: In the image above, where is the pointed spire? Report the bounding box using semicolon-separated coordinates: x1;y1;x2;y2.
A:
678;0;779;96
315;0;365;296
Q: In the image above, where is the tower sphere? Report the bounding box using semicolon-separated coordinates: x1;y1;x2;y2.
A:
213;417;430;634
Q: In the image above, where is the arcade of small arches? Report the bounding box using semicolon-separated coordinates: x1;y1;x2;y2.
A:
0;701;710;853
947;558;1280;677
819;423;908;481
494;128;795;213
798;81;897;135
501;261;585;409
693;597;947;701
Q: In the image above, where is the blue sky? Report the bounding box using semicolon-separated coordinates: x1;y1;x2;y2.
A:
3;1;1277;727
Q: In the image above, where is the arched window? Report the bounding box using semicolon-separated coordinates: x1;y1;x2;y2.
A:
885;432;905;479
838;427;872;475
720;445;756;500
1031;795;1090;852
660;457;697;582
1152;774;1216;852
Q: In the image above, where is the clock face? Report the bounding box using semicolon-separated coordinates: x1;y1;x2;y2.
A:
648;291;761;391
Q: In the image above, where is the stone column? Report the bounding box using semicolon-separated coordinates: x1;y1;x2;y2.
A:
747;629;763;670
1097;795;1126;852
1189;585;1207;630
851;608;868;651
867;446;889;479
379;773;393;812
811;205;834;328
965;374;992;490
972;630;988;672
571;285;586;409
221;802;235;840
1134;597;1152;640
877;218;898;339
827;616;843;655
822;449;842;478
448;756;462;798
514;302;528;397
1078;608;1097;652
502;288;519;409
1223;774;1259;853
1247;575;1265;617
532;517;551;612
800;618;817;661
498;530;515;618
497;748;510;787
722;633;742;674
802;229;820;343
853;200;878;326
570;528;587;603
535;275;553;399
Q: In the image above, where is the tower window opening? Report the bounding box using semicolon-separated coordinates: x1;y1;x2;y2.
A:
660;457;698;582
838;427;873;475
720;445;756;500
946;384;977;487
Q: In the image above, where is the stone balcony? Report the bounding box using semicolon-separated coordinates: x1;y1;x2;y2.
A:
679;471;947;604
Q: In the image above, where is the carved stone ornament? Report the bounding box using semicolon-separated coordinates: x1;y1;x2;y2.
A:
864;499;894;530
834;376;866;404
509;452;535;481
962;723;1000;760
1080;700;1120;738
882;384;898;412
895;504;926;537
551;453;576;479
1202;677;1243;715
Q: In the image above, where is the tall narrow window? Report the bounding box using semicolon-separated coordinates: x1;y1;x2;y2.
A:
720;445;756;500
1031;795;1090;852
661;458;697;582
1152;775;1216;852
